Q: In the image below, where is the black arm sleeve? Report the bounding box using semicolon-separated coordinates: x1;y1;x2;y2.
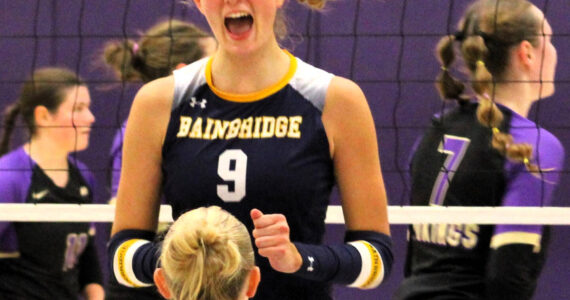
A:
485;242;548;300
78;235;103;289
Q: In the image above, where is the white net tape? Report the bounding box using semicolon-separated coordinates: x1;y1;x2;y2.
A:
0;204;569;225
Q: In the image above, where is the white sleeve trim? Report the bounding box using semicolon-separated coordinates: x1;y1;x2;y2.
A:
112;239;153;287
347;240;385;289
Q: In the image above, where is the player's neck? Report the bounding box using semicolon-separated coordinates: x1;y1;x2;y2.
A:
211;42;290;95
25;136;69;171
490;83;535;118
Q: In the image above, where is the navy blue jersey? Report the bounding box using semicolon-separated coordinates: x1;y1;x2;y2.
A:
162;52;335;299
395;103;564;299
0;147;102;299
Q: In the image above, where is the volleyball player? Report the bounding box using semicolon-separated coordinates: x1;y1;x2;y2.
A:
395;0;563;299
108;0;393;299
153;206;260;300
0;68;103;299
102;19;216;299
103;19;216;203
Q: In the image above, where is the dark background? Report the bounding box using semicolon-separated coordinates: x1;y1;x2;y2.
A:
1;0;568;299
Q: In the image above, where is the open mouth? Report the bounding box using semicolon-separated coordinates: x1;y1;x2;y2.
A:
224;12;254;36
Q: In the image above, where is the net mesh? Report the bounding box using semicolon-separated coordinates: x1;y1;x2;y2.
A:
1;0;567;216
0;0;569;298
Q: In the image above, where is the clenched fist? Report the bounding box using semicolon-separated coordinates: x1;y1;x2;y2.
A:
250;209;303;273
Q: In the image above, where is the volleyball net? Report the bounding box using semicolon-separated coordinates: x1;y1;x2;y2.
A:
1;204;570;225
0;1;568;221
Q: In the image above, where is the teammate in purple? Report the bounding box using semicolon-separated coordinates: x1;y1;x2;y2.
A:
0;68;103;299
395;1;563;299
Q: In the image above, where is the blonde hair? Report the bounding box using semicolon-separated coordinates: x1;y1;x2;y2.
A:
102;19;210;83
297;0;330;9
275;0;332;40
160;206;255;300
435;0;542;172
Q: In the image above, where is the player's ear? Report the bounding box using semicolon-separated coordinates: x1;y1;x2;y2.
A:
516;40;535;70
245;266;261;298
154;268;172;299
175;63;187;70
33;105;52;126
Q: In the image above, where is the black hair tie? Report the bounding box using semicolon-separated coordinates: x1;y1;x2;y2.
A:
453;31;465;42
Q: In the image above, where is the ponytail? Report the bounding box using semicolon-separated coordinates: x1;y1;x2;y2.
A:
435;35;468;103
103;39;141;82
160;206;254;300
102;20;210;83
0;103;21;156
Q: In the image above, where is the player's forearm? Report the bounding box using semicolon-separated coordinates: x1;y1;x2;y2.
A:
293;230;393;289
486;244;543;300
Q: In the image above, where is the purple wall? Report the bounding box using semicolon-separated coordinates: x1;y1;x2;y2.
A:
1;0;568;298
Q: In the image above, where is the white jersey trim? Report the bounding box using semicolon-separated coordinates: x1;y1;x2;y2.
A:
172;57;209;111
288;58;334;112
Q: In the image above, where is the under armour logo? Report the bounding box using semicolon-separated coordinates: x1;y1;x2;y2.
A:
190;97;207;109
307;256;315;272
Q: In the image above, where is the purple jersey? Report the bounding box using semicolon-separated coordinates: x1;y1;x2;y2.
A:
396;103;564;299
109;120;127;199
0;147;101;299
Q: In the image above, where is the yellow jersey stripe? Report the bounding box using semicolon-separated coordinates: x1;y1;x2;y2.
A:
205;50;298;102
0;252;20;258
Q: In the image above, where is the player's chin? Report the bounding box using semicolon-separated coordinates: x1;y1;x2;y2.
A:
73;138;91;153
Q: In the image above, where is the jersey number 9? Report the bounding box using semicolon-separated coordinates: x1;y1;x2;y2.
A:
217;149;248;202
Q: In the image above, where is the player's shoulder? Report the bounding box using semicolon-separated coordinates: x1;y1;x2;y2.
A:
286;57;335;111
0;147;33;203
325;76;367;113
130;75;175;118
535;127;564;170
0;147;28;168
292;57;334;84
508;113;564;169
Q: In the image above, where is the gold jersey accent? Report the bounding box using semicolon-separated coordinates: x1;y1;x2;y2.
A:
176;116;303;140
412;223;479;249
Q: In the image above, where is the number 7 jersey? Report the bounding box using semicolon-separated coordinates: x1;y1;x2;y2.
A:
162;51;336;298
